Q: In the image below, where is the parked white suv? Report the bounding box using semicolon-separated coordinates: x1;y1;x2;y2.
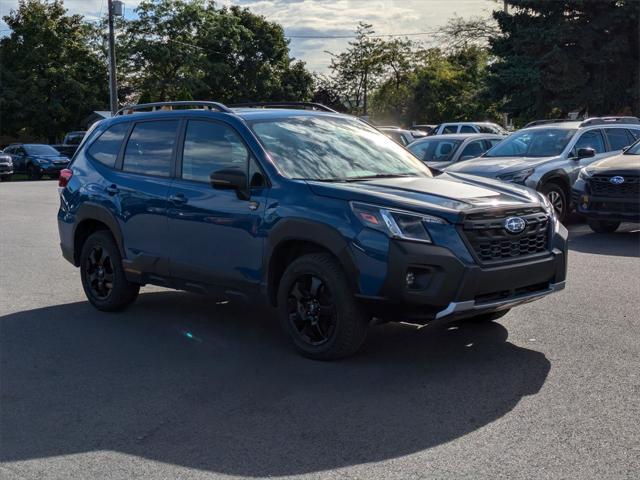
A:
432;122;508;136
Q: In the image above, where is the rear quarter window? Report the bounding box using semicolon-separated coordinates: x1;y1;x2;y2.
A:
88;123;130;168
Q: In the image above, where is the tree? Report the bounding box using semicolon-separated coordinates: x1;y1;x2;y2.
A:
488;0;640;121
324;23;387;116
0;0;108;142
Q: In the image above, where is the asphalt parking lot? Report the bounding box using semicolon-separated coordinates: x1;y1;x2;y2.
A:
1;180;639;480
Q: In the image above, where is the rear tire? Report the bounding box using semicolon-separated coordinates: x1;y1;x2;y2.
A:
468;309;510;323
80;230;139;311
587;219;620;233
0;174;11;182
27;164;42;180
277;253;368;360
541;182;568;222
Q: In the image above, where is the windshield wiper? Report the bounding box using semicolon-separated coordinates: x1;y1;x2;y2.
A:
343;173;416;182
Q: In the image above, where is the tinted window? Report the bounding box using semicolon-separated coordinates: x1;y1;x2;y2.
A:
573;129;605;155
459;140;486;160
182;120;249;183
442;125;457;134
123;120;179;177
605;128;633;151
408;139;462;162
88;123;130;167
460;125;475;133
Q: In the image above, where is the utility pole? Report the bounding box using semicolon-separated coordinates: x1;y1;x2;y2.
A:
107;0;123;115
502;0;509;128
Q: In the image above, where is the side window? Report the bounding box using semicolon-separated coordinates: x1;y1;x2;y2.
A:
573;129;605;155
442;125;457;134
605;128;632;151
460;125;476;133
627;129;640;141
87;123;130;168
123;120;179;177
486;139;502;148
459;140;486;160
182;120;249;183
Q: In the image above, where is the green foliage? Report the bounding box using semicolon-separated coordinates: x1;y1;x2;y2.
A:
0;0;108;142
489;0;640;121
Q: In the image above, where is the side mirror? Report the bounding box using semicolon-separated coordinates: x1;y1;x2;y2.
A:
210;168;249;200
576;148;595;159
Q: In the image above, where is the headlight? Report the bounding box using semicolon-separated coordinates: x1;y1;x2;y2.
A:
537;192;558;230
350;202;446;243
578;168;594;180
35;158;50;165
497;168;534;184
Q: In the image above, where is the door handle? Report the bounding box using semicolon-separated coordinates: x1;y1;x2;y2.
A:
248;200;260;211
105;184;119;195
169;193;188;205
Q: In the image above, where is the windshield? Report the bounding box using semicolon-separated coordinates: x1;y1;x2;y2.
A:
24;144;60;156
408;139;462;162
484;128;576;158
625;140;640;155
248;116;432;181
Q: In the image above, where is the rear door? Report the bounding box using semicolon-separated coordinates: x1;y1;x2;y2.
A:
112;118;178;277
604;127;635;152
167;118;267;293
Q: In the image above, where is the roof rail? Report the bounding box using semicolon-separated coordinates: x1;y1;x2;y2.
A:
115;101;233;116
229;102;338;113
579;116;640;127
523;119;574;128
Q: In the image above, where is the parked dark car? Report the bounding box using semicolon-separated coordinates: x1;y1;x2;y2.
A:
572;139;640;232
0;152;13;181
3;143;70;179
53;130;87;158
58;101;568;359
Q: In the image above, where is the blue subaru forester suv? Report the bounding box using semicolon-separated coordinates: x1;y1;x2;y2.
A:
58;101;568;359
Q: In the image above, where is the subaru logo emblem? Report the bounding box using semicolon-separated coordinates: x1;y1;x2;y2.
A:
610;176;625;185
504;216;526;234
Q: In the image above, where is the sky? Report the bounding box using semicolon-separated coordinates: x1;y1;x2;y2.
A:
0;0;496;72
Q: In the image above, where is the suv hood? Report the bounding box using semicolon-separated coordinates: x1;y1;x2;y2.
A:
445;156;556;176
306;174;540;221
587;152;640;172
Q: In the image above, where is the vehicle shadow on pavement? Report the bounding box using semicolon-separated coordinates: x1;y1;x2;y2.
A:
568;223;640;257
1;292;550;476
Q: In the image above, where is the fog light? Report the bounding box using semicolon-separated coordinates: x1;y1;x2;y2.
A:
406;271;416;287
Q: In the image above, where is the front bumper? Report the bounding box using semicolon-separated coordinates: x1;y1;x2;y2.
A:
37;163;68;175
572;190;640;222
358;223;568;322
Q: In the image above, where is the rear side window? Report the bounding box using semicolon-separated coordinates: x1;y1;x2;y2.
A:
88;123;129;167
627;129;640;141
460;125;476;133
123;120;179;177
442;125;457;134
605;128;633;151
181;120;249;183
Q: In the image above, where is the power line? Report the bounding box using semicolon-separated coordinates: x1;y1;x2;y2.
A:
285;31;437;39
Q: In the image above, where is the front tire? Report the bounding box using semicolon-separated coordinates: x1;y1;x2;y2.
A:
587;219;620;233
277;253;368;360
27;164;42;180
541;182;568;222
80;230;139;311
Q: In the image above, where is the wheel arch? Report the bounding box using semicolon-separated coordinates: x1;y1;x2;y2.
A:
539;170;571;193
73;203;124;266
265;219;359;307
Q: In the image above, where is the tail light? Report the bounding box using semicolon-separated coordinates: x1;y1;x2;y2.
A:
59;168;73;188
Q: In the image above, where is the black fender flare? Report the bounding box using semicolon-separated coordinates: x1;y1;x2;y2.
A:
539;170;571;193
73;202;125;264
264;218;360;305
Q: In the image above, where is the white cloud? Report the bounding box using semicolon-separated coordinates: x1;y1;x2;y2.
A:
0;0;496;72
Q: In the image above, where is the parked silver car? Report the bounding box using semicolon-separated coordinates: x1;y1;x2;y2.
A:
432;122;508;136
445;117;640;221
378;126;427;146
407;133;504;170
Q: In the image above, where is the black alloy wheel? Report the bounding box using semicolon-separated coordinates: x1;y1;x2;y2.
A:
287;274;337;346
84;245;114;300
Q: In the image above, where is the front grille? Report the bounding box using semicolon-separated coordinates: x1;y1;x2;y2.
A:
589;200;640;214
589;175;639;198
461;208;550;264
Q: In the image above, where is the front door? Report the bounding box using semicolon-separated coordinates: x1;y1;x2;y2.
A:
167;119;267;294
